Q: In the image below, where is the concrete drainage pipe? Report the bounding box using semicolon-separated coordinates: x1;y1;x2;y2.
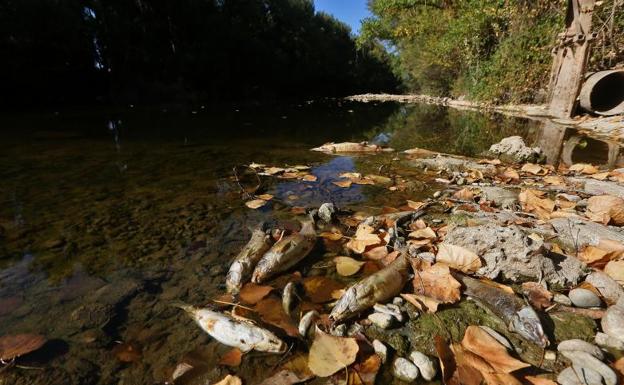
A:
579;70;624;116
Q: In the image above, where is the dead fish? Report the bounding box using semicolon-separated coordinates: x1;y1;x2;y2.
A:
175;303;287;353
251;221;316;284
330;254;411;322
311;142;394;154
226;222;273;294
455;273;549;347
282;282;299;316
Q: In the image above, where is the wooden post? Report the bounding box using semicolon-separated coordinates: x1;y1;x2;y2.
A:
548;0;597;119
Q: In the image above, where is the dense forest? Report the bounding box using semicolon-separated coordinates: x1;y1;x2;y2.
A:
360;0;624;103
0;0;398;108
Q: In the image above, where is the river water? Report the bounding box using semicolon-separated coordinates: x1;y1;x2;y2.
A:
0;101;615;384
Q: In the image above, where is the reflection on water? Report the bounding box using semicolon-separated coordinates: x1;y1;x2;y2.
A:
0;101;620;384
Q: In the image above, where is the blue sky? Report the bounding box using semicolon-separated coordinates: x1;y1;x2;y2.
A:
314;0;370;34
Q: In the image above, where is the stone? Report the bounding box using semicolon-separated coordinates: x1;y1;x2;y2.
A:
577;178;624;199
569;288;602;308
70;303;114;330
368;313;394;329
487;136;543;163
560;351;617;385
331;324;347;337
392;297;404;306
601;305;624;344
392;357;419;382
372;340;388;363
480;186;519;210
595;332;624;351
554;294;573;306
410;155;497;174
318;203;336;223
585;271;623;305
443;222;584;286
550;218;624;251
373;303;404;322
557;339;604;360
408;351;437;381
544;350;557;361
557;366;604;385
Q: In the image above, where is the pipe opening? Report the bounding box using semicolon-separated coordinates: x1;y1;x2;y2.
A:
589;72;624;114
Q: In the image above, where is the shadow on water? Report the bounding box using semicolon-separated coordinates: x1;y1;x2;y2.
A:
0;101;621;384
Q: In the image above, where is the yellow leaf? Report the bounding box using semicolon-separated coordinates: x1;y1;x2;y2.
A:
587;195;624;225
334;257;365;276
461;326;530;373
319;231;343;241
214;375;242;385
308;327;359;377
570;163;599;174
409;227;437;239
543;175;565;186
245;199;267;209
436;244;482;273
605;260;624;284
413;263;461;304
519;189;555;220
521;163;547;175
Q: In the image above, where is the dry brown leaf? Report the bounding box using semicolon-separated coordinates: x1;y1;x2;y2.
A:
257;353;315;385
501;168;520;181
353;354;381;385
333;179;353;188
570;163;599;174
591;172;610;180
308;326;359;377
302;174;318;182
345;224;381;254
407;200;426;210
436;243;482;273
409;227;437;239
334;256;365;276
264;167;285;175
291;206;306;215
239;283;273;305
605;260;624;284
0;334;46;361
519;189;555;220
256;194;274;201
401;293;440;313
578;245;613;267
254;296;299;337
587;195;624;225
218;348;243;367
543;175;565;186
413;263;461;304
453;188;475;201
112;342;142;363
462;326;530;373
319;231;343;241
245;199;268;209
521;163;547;175
613;357;624;379
523;376;557;385
214;375;242;385
362;245;388;260
302;276;345;303
521;282;552;310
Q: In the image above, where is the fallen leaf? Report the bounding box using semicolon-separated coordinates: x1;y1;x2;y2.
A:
591;172;610;180
521;282;553;310
578;245;613;267
218;348;243;367
461;326;530;373
361;261;382;275
264;167;285;175
319;231;343;241
521;163;547;175
453;188;475;200
0;334;46;361
302;276;345;303
258;354;314;385
362;245;388;260
239;283;273;305
345;224;382;254
613;357;624;379
334;256;365;276
605;260;624;284
333;179;353;188
570;163;599;174
246;199;267;209
365;174;392;185
543;175;565;186
519;189;555;220
436;244;482;273
257;194;274;201
291;206;306;215
112;341;142;363
409;227;437;239
340;172;362;179
302;174;318;182
401;293;440;313
308;326;359;377
407;200;426;210
413;263;461;304
254;296;299;337
214;375;242;385
523;376;558;385
501;168;520;181
587;195;624;225
354;354;381;385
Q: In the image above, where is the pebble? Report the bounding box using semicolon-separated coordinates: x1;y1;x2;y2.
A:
585;271;623;305
392;357;419;382
368;313;394;329
595;332;624;351
560;351;617;385
554;293;573;306
478;326;513;350
544;350;557;361
557;339;604;360
373;303;404;322
298;310;319;338
318;203;336;223
601;305;624;343
392;297;404;306
347;323;364;337
569;288;602;308
557;366;604;385
331;324;347;337
408;351;437;381
433;191;442;198
373;340;388;363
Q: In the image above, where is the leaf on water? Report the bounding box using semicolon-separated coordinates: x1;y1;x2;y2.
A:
302;174;318;182
401;293;440;313
264;167;286;175
319;231;343;241
587;195;624;226
218;348;243;367
408;227;437;239
461;326;530;373
256;194;274;201
112;341;142;363
246;199;268;209
521;163;547;175
0;333;47;361
362;245;388;260
254;296;299;337
333;179;353;188
365;174;392;185
519;189;555;220
413;263;461;304
334;256;366;276
340;172;362;179
605;260;624;284
214;375;243;385
308;326;359;377
436;244;482;273
302;276;345;303
291;206;307;215
570;163;599;175
239;283;274;305
521;282;552;310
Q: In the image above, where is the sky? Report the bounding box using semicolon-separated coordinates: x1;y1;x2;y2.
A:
314;0;370;34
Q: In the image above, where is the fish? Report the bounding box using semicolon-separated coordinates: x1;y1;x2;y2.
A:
330;253;411;322
282;281;298;317
454;273;549;347
251;221;316;284
226;222;274;294
311;142;394;154
175;303;287;353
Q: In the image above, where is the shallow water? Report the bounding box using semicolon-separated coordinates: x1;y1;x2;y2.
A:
0;101;612;384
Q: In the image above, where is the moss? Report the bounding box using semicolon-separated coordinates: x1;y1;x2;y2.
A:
547;312;597;344
364;325;409;356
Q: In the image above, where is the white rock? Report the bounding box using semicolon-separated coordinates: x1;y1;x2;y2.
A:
601;305;624;344
368;312;394;329
373;303;404;322
392;297;405;306
408;351;437;381
318;203;336;223
585;271;623;305
595;332;624;351
554;293;573;306
478;326;512;350
557;366;604;385
557;339;604;360
392;357;419;382
560;351;617;385
544;350;557;361
569;288;602;308
172;362;194;380
372;340;388;363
